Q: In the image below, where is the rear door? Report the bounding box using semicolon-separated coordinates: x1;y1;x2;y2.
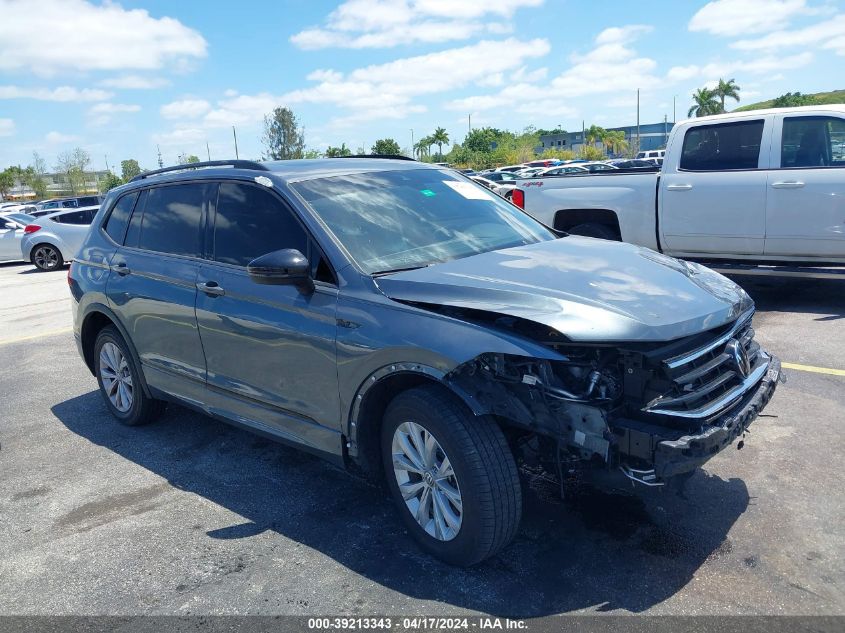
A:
764;113;845;259
106;182;213;398
49;208;97;260
194;181;340;448
659;117;771;256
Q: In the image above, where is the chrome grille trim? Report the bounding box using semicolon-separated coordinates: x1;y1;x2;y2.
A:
645;353;769;418
665;308;755;369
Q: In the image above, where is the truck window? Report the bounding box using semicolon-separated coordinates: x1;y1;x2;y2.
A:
781;116;845;168
680;120;764;171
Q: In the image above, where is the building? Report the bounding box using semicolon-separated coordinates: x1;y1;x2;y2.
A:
3;170;111;200
539;121;676;156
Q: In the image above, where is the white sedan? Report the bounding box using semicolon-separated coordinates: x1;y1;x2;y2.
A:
0;213;34;263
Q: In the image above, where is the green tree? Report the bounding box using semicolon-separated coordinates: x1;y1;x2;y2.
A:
120;159;141;181
585;125;607;152
772;92;816;108
715;78;741;113
371;138;401;155
462;127;502;153
0;168;15;199
303;149;322;159
431;126;450;159
21;152;48;198
100;172;124;193
261;107;305;160
688;87;721;117
55;148;91;194
325;143;352;157
603;130;629;156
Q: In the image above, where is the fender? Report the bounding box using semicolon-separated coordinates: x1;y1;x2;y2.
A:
79;302;154;399
345;362;487;457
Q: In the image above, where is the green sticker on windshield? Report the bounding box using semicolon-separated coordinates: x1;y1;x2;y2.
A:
420;189;436;197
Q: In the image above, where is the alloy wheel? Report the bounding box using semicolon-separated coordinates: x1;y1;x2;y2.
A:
99;342;134;413
391;421;463;541
34;246;59;270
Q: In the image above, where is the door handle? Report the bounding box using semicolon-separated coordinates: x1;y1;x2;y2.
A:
771;181;805;189
197;281;225;296
666;184;693;191
110;262;131;275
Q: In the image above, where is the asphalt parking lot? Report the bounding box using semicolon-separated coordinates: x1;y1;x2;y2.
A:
0;260;843;617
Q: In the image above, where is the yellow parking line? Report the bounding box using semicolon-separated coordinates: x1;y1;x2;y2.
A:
782;362;845;377
0;327;73;347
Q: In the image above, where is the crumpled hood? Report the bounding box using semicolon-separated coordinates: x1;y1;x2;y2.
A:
374;237;752;342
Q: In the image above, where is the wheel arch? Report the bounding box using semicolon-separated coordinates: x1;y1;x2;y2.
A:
552;208;620;234
80;303;153;398
347;363;486;479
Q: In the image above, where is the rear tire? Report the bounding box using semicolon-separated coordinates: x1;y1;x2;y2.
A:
567;222;620;240
381;385;522;566
94;326;166;426
31;244;63;271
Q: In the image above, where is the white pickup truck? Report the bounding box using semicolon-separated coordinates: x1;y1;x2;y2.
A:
514;105;845;265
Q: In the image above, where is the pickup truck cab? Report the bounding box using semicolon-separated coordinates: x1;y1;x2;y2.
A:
516;105;845;264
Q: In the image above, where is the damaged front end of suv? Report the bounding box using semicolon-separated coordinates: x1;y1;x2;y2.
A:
375;242;783;491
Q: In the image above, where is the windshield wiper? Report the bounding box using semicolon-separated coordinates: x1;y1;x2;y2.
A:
371;264;431;277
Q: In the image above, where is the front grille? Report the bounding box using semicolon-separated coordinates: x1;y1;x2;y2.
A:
643;310;769;420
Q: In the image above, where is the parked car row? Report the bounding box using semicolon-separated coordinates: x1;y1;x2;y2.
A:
0;204;98;270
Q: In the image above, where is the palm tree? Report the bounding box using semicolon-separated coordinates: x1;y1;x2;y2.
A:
431;127;450;159
603;130;629;156
688;88;720;117
585;125;607;152
414;138;431;159
715;78;741;113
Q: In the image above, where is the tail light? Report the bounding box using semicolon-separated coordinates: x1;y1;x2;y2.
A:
68;261;74;285
511;189;525;209
24;224;41;234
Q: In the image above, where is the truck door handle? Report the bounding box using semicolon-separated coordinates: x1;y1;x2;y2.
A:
666;184;693;191
110;262;131;275
771;181;805;189
197;281;225;296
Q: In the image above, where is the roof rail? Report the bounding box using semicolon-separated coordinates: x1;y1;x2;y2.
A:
130;160;270;182
338;154;417;161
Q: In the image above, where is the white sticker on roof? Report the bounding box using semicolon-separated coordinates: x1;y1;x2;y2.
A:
255;176;273;187
443;180;490;200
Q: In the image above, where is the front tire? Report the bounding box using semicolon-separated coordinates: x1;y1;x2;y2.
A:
94;326;166;426
31;244;63;271
381;385;522;566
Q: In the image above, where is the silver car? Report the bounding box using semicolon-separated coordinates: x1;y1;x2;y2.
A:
0;213;34;263
20;206;98;271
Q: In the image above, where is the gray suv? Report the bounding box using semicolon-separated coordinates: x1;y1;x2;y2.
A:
71;159;781;566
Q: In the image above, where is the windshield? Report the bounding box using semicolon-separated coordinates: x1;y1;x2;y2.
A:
6;213;35;224
292;168;555;274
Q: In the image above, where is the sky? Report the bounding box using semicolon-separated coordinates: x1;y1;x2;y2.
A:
0;0;843;172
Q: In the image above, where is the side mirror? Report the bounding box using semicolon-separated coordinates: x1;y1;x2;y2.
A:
247;248;313;292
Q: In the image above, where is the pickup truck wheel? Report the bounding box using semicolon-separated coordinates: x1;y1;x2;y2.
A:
567;223;620;241
94;326;167;426
382;385;522;566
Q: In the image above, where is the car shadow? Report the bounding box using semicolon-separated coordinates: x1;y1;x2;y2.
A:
730;275;845;319
52;392;749;616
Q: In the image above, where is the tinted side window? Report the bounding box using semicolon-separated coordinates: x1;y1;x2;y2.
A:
137;183;212;257
77;196;100;206
781;116;845;168
680;120;764;171
104;192;139;244
53;210;90;225
213;182;307;267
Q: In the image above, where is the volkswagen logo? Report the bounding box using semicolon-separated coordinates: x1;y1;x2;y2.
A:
726;338;750;378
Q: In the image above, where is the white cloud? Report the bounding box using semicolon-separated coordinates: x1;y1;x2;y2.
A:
99;75;171;90
732;14;845;55
689;0;811;37
0;85;112;102
666;65;701;82
595;24;653;44
511;66;548;82
666;52;814;83
194;38;548;130
0;118;14;137
290;0;544;49
45;131;80;144
0;0;207;75
160;99;212;120
152;127;206;147
89;103;141;114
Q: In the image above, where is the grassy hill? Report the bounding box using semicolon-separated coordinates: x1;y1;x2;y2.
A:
734;89;845;111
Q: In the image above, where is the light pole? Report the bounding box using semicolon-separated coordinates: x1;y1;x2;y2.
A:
410;129;414;158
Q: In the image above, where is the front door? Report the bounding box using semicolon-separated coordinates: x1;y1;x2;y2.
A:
194;181;340;450
659;117;770;256
765;113;845;259
0;220;22;261
105;184;213;397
